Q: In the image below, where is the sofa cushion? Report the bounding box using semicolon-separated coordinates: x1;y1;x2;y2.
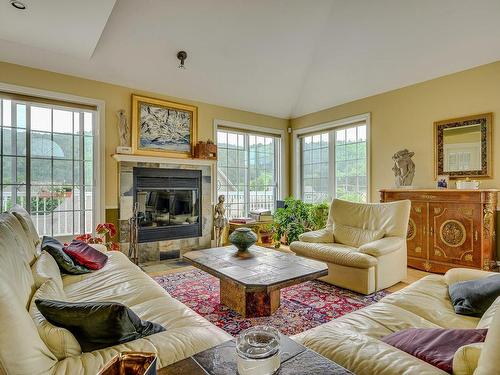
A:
0;272;57;375
474;308;500;375
31;250;64;290
477;296;500;329
29;279;82;360
10;204;41;249
448;274;500;317
333;223;384;247
327;199;411;238
290;241;377;268
452;342;482;375
0;212;36;309
380;275;480;329
381;328;487;373
64;240;108;270
63;251;170;307
42;236;91;275
35;299;166;352
444;268;496;286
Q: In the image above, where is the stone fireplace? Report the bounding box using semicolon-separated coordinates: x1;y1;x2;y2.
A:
113;154;215;263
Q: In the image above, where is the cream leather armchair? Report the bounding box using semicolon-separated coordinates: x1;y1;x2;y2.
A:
290;199;411;294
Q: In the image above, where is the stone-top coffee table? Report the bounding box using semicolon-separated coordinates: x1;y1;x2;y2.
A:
183;245;328;317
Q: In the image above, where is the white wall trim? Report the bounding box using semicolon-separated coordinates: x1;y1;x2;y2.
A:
291;112;371;201
213;119;286;200
0;81;106;226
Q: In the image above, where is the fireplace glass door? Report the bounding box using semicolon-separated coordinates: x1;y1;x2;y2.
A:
136;188;199;228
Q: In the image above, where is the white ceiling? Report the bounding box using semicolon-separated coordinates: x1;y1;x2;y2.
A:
1;0;500;118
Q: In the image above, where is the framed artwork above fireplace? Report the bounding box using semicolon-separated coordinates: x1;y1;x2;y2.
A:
131;94;198;158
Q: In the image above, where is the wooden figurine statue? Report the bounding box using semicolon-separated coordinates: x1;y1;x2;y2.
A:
214;195;228;247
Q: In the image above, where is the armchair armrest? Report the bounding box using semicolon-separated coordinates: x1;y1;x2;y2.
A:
298;227;334;243
444;268;496;286
358;237;404;257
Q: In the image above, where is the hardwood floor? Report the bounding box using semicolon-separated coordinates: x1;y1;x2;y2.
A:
386;267;431;292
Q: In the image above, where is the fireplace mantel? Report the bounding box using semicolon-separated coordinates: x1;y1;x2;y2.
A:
112;153;216;167
115;153;217;263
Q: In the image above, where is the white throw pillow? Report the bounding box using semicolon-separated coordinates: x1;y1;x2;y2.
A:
31;251;64;291
29;279;82;360
333;223;384;247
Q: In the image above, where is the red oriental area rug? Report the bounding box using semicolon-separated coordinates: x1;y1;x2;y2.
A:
153;269;388;336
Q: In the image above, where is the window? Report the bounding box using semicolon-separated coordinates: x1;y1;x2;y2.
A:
217;128;280;218
0;95;97;238
300;121;368;204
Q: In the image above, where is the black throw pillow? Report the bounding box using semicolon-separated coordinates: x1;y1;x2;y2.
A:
35;299;166;352
449;274;500;317
41;236;91;275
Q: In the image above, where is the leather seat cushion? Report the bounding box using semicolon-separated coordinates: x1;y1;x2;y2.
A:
290;241;377;268
380;275;480;329
62;251;169;307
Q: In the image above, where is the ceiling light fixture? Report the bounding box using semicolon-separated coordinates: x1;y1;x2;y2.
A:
177;51;187;69
10;0;26;10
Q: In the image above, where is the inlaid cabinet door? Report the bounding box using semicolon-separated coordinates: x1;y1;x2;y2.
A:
429;203;481;268
407;202;427;259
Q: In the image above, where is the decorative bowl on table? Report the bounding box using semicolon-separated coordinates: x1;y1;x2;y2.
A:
229;227;258;252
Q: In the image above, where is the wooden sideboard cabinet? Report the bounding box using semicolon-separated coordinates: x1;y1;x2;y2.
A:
380;189;498;273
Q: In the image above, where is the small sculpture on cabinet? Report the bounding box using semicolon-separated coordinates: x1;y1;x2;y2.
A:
392;149;415;187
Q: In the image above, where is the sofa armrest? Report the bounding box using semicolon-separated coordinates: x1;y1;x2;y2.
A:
298;228;334;243
444;268;496;286
89;244;108;253
358;237;404;257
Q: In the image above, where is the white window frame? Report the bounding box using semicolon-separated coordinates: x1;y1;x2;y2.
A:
213;119;285;211
0;82;105;237
292;113;371;202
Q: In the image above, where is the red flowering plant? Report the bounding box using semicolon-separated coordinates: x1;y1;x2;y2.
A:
74;223;120;251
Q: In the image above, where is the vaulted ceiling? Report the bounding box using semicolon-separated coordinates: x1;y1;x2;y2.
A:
1;0;500;118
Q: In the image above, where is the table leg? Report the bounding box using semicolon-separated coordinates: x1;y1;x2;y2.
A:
220;278;280;317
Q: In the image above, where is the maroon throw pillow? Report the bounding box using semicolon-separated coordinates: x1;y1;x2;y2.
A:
382;328;487;373
63;240;108;270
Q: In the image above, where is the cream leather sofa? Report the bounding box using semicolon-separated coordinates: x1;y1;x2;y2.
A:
292;268;500;375
290;199;411;294
0;209;231;375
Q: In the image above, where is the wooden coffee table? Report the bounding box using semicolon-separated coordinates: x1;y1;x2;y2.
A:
183;245;328;317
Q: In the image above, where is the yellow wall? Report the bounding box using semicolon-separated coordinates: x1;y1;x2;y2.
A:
0;61;289;209
291;61;500;199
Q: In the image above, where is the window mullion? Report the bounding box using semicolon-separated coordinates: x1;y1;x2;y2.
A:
0;100;3;210
328;131;335;201
26;105;31;213
79;113;85;234
50;108;54;236
245;135;250;217
10;101;18;208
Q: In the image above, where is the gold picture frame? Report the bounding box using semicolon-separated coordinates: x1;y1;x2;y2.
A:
131;94;198;158
434;113;492;179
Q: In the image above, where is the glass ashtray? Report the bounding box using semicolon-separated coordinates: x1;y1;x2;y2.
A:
236;326;281;375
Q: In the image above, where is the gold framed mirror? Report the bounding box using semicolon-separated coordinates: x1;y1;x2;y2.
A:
434;113;492;179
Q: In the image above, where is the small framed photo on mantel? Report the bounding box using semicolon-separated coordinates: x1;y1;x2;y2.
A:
131;95;198;158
